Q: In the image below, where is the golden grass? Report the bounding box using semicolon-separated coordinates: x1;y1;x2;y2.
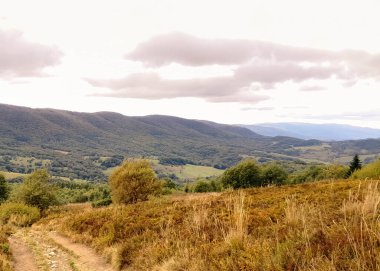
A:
0;226;13;271
38;179;380;271
0;171;26;180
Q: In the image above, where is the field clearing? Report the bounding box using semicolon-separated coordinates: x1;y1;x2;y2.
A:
150;159;224;180
294;143;331;151
334;153;380;164
0;171;26;180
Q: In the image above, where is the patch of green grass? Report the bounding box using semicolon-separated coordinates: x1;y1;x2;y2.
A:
176;164;224;179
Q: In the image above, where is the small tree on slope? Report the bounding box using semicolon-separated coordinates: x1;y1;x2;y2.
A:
109;159;161;204
347;154;362;177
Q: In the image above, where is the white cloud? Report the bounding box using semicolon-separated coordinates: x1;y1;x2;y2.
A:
0;29;62;78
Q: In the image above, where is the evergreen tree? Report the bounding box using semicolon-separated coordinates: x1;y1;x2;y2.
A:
347;154;362;177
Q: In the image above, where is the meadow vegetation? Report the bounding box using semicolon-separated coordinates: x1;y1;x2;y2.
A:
0;155;379;270
38;179;380;271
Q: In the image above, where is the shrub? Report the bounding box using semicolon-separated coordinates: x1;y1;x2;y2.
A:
192;179;221;193
0;203;40;226
261;163;288;185
0;175;9;203
109;159;161;204
193;180;212;193
221;159;262;189
14;169;58;211
91;198;112;208
351;159;380;180
319;164;348;180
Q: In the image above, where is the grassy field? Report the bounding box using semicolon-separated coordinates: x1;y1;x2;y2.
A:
0;171;26;180
104;160;225;181
167;164;224;179
38;179;380;271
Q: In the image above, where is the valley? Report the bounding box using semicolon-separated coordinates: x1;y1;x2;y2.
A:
1;104;380;182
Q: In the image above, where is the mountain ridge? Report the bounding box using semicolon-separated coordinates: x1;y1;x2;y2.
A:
241;122;380;141
1;103;380;180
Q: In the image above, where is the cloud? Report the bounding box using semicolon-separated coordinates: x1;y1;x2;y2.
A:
87;72;268;103
89;32;380;103
0;29;63;78
299;85;326;91
126;32;380;82
241;106;275;111
126;32;339;67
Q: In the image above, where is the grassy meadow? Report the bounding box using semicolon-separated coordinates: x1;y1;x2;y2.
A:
38;179;380;271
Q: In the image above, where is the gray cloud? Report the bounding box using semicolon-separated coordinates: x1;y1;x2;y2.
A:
126;32;339;67
126;32;380;83
299;85;326;91
0;29;62;78
87;72;268;103
240;106;275;111
89;32;380;103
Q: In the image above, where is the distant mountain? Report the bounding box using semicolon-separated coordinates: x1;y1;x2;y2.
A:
241;123;380;141
1;104;380;181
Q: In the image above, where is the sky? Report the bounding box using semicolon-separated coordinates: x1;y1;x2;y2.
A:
1;0;380;128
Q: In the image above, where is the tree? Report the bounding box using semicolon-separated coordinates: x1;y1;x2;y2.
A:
221;159;263;189
262;163;288;185
16;169;58;211
347;154;362;177
193;180;212;193
109;159;161;204
0;174;10;203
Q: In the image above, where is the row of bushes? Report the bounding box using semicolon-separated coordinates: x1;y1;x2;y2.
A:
187;156;380;193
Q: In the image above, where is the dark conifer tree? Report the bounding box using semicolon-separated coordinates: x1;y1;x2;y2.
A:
346;154;362;177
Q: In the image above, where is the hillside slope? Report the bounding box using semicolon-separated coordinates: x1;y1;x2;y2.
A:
37;179;380;270
1;104;380;180
242;123;380;141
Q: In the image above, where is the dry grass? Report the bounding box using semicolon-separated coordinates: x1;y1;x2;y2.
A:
38;179;380;271
0;226;13;271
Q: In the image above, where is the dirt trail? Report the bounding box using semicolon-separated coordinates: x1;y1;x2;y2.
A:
48;232;114;271
9;236;39;271
9;228;115;271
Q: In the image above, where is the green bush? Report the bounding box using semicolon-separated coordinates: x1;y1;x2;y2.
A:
91;198;112;208
14;169;58;211
0;175;9;203
109;159;161;204
351;159;380;180
261;163;288;185
289;164;349;183
221;159;263;189
0;203;40;226
193;180;212;192
193;179;221;193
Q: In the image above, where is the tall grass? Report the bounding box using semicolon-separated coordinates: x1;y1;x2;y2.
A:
0;226;12;271
38;179;380;271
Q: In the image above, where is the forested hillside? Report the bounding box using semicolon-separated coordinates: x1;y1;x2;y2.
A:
1;104;380;181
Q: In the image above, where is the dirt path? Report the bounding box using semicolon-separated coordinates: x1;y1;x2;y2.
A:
9;236;39;271
48;232;114;271
9;228;115;271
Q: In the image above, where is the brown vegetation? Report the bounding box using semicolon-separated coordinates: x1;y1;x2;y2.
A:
38;179;380;271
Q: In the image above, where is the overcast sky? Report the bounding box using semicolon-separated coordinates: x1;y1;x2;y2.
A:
1;0;380;127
